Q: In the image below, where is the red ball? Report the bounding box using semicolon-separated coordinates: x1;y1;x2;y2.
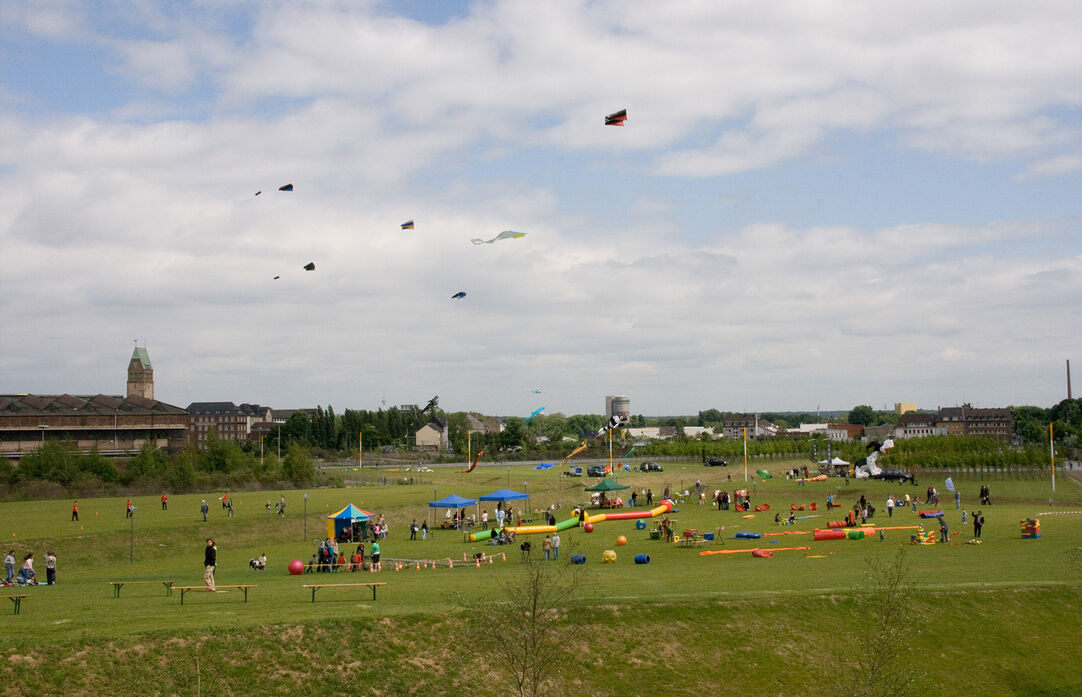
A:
584;523;594;533
288;559;304;575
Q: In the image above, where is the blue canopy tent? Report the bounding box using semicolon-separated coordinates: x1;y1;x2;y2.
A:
428;493;478;528
326;503;373;541
479;489;530;503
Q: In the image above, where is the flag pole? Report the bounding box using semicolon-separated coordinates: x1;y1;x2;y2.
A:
1050;422;1056;493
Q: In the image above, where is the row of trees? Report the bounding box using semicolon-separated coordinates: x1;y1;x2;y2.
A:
0;433;319;498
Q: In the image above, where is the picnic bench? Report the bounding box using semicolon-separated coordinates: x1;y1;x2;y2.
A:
302;582;386;602
173;584;255;604
108;580;176;598
4;595;28;615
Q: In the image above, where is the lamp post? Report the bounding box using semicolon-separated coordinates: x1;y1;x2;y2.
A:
38;424;48;442
303;493;308;542
129;508;135;564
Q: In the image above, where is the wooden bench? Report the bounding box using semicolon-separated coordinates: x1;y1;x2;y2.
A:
108;580;176;598
4;595;28;615
173;584;255;604
302;582;386;603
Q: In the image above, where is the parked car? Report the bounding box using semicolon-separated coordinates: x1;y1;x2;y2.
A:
704;456;728;467
639;462;663;472
876;469;913;483
586;465;607;477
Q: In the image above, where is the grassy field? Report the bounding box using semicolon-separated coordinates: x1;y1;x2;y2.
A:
2;460;1080;696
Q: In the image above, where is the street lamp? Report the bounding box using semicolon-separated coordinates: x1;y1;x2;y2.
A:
303;493;308;542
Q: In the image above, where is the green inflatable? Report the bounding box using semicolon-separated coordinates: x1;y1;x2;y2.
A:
756;469;773;479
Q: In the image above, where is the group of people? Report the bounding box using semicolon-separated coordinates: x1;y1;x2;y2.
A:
307;539;381;573
4;550;55;586
307;535;384;573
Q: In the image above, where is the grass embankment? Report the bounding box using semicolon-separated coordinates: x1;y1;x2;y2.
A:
2;461;1080;696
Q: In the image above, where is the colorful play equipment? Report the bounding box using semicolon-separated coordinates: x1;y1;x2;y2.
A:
797;474;828;482
754;504;771;511
468;500;674;542
734;532;762;539
699;546;809;557
827;520;846;529
288;559;304;575
634;554;650;564
919;510;944;519
756;469;773;479
751;549;773;558
616;535;628;546
635;520;647;529
911;529;935;544
570;554;587;564
1020;518;1041;539
815;525;920;541
601;549;617;563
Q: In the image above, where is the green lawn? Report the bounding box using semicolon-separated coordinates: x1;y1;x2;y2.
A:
2;461;1080;695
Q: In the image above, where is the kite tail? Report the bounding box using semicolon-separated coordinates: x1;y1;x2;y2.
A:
623;446;636;458
560;442;588;467
459;450;483;474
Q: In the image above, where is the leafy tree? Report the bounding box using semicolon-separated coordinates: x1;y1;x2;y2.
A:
849;405;876;426
126;441;168;481
697;408;723;426
500;417;528;450
201;430;246;473
283;442;316;484
459;559;586;697
848;548;925;696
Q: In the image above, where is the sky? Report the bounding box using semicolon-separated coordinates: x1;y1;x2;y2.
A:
1;0;1080;418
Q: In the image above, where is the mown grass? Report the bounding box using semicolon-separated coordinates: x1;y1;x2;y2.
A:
1;460;1080;695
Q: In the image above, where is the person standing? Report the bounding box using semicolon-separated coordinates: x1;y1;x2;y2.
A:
939;518;949;543
3;550;14;584
646;489;653;506
543;535;553;561
410;519;418;540
71;501;79;522
481;510;489;530
278;496;286;516
200;500;209;522
161;492;168;511
125;500;134;518
44;551;57;585
954;489;960;510
203;539;217;591
551;533;560;560
226;499;234;518
370;540;381;571
886;496;894;518
974;511;984;538
421;521;429;540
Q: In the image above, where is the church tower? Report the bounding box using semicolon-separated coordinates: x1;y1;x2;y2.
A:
127;346;154;400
